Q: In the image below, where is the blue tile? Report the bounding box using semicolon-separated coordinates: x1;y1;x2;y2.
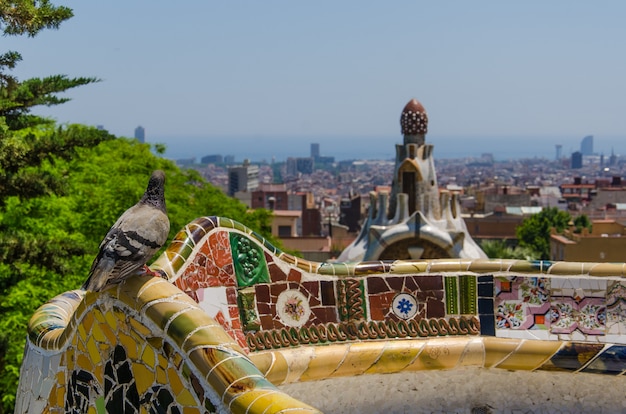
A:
479;314;495;336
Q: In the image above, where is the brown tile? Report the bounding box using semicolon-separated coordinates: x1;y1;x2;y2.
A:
268;263;287;282
270;283;288;299
415;275;443;291
256;302;271;315
255;284;270;303
387;276;404;292
369;293;394;320
320;281;336;306
302;281;319;297
404;276;419;291
287;269;302;283
259;314;274;330
426;298;445;318
310;307;339;324
367;277;389;294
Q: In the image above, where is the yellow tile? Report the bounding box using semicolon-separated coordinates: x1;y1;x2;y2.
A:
133;362;154;395
331;342;387;377
458;338;486;367
156;365;167;384
298;345;348;382
86;337;102;365
56;386;65;408
182;407;200;414
483;337;522;368
77;336;87;353
114;307;127;323
390;261;428;274
78;323;87;342
589;262;625;277
147;336;164;351
48;383;58;405
93;308;105;323
176;388;198;406
129;317;152;338
172;351;183;369
167;367;185;395
82;312;94;332
104;309;118;331
137;278;180;304
100;321;117;345
144;301;192;331
181;324;238;352
117;274;156;311
467;259;506;272
90;322;106;343
77;353;93;371
496;339;562;371
364;339;425;374
230;389;319;413
248;352;274;374
252;351;289;385
167;309;214;348
157;353;168;369
94;364;104;384
119;332;138;360
141;345;156;368
406;338;469;371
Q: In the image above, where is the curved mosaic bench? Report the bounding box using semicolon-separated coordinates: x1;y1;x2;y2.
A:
16;216;626;413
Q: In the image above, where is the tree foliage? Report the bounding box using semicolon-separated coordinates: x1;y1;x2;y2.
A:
0;135;276;411
480;239;537;260
516;207;571;260
0;3;277;412
573;214;592;234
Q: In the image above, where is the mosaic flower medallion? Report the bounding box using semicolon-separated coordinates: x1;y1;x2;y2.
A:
276;289;311;327
392;293;418;320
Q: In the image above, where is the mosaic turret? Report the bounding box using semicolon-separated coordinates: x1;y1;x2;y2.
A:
337;99;486;262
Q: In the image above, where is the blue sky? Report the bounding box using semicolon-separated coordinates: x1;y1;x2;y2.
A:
4;1;626;159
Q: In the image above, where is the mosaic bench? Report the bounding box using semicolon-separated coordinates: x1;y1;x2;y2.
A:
15;216;626;413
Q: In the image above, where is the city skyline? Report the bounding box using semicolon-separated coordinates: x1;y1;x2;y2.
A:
160;133;626;164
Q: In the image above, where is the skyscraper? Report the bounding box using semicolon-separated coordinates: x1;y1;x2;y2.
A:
571;151;583;169
310;143;320;160
555;144;562;160
134;126;145;143
580;135;593;156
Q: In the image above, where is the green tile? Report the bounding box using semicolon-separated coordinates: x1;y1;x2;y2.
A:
445;276;458;315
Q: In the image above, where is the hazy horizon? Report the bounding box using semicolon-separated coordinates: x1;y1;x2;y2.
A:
148;133;625;163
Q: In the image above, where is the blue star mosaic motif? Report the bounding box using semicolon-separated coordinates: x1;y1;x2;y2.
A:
397;298;413;317
392;293;418;320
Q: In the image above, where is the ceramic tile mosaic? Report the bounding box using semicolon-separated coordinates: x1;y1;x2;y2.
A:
16;275;320;414
17;215;626;414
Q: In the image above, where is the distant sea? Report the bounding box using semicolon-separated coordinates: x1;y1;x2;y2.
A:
150;134;626;163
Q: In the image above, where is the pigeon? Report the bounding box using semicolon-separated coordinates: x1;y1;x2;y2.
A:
82;170;170;292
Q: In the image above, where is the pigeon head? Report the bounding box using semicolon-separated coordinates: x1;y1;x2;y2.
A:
140;170;166;211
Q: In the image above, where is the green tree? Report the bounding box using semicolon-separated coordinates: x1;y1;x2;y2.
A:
573;214;592;234
0;137;276;411
480;239;538;260
516;207;571;260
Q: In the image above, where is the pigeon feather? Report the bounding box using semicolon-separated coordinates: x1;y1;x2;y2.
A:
82;170;170;291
